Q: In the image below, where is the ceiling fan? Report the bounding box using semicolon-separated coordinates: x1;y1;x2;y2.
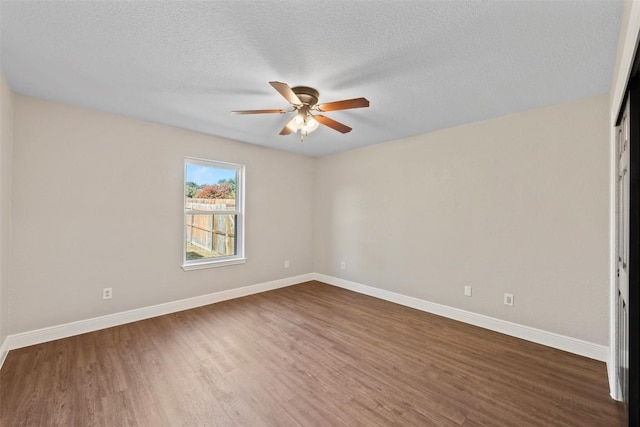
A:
231;81;370;141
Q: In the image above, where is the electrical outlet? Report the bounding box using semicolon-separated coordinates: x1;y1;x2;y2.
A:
504;293;514;306
284;260;290;269
103;287;112;300
340;261;346;270
464;285;472;297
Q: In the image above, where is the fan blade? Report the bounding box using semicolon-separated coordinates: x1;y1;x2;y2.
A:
231;109;290;115
315;115;352;134
279;121;293;135
279;115;302;135
269;81;302;105
315;97;369;112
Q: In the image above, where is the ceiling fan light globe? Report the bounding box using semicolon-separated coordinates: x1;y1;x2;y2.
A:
286;122;301;132
306;116;320;132
286;114;304;131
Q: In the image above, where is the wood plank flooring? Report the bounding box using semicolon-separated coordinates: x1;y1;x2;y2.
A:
1;281;626;426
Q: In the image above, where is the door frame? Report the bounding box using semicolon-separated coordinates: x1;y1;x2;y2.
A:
610;4;640;423
615;94;630;403
628;76;640;425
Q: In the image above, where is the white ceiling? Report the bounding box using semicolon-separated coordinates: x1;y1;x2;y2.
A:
0;1;623;157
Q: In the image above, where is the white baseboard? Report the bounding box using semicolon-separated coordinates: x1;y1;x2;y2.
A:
0;336;8;370
3;273;314;354
608;360;618;400
314;273;608;362
1;272;608;371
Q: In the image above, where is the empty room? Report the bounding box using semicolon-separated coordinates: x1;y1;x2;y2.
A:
0;1;637;425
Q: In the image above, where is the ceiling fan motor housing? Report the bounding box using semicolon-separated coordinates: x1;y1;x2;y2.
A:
291;86;319;106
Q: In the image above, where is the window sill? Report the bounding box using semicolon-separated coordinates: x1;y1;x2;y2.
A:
182;257;247;271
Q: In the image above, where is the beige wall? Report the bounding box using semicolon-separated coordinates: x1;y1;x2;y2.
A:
314;94;610;345
6;91;611;348
0;72;13;346
9;96;314;334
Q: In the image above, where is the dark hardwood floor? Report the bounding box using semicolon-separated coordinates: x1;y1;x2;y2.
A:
0;281;626;426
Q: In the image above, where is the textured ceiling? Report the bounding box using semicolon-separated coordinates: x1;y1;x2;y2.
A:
0;1;623;157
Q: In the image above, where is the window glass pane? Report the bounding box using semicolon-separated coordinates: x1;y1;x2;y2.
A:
185;214;237;260
185;163;238;212
183;157;244;270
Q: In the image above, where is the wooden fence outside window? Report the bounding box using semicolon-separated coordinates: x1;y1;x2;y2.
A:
185;198;236;257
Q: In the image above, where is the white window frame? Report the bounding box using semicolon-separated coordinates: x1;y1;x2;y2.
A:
182;157;245;271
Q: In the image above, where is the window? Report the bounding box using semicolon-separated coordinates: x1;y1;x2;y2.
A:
183;157;245;270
